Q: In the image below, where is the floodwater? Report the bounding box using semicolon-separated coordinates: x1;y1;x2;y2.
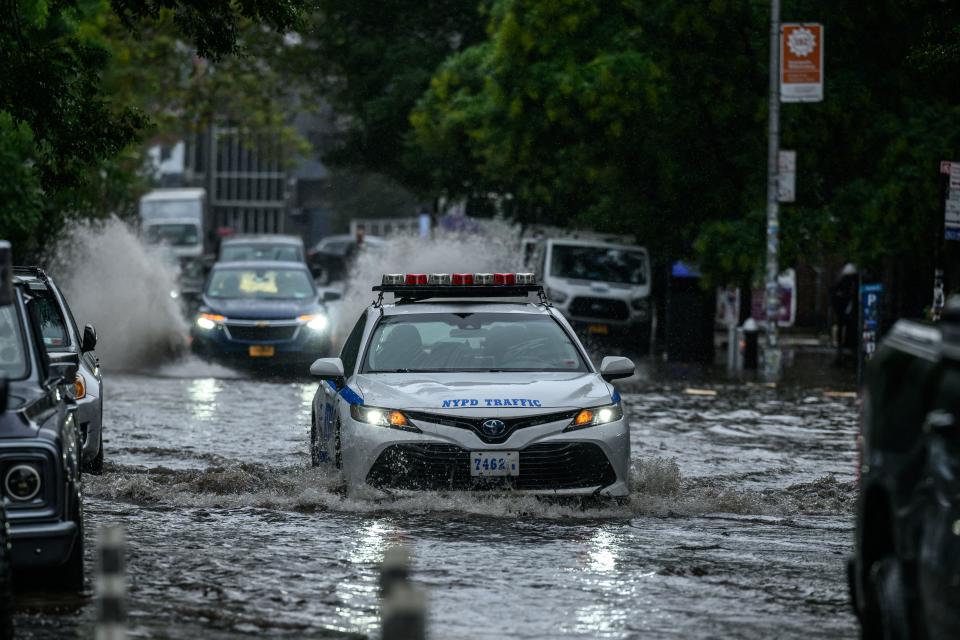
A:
14;356;859;639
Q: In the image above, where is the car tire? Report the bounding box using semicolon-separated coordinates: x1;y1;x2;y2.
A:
334;420;342;470
310;414;321;467
85;432;104;475
868;557;911;640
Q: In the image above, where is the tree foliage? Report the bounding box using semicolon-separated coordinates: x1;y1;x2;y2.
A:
0;0;309;260
412;0;960;296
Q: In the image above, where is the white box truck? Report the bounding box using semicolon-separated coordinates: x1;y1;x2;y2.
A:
139;188;207;260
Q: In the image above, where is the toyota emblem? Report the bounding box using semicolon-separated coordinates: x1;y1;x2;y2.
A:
481;419;507;437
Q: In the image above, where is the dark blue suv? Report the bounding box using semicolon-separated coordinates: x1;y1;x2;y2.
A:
0;242;84;590
190;260;336;371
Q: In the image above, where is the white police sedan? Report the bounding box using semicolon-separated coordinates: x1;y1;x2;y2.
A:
308;273;635;496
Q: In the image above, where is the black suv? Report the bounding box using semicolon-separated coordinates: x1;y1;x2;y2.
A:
0;242;84;590
850;298;960;639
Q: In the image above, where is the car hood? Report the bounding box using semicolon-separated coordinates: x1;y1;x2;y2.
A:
352;372;613;412
202;296;320;320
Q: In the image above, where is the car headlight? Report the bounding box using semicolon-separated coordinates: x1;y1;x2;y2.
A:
564;403;624;431
196;313;225;331
547;287;569;304
350;405;420;432
631;297;650;311
73;372;87;400
5;464;41;501
299;313;329;332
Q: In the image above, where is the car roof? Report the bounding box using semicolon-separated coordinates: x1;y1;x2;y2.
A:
222;234;303;246
379;300;552;317
546;238;647;252
211;260;310;271
140;188;206;201
11;266;55;291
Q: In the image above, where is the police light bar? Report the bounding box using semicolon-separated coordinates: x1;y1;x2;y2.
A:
375;272;543;300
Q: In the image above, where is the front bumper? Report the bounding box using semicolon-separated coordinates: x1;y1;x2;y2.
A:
191;320;332;368
340;413;630;497
9;520;79;569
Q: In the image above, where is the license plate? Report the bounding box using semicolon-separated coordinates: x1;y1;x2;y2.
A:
248;345;275;357
470;451;519;477
588;324;609;335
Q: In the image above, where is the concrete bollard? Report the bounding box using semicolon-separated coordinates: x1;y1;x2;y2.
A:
95;525;126;640
380;546;426;640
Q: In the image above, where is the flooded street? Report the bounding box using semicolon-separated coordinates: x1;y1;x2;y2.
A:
15;357;858;639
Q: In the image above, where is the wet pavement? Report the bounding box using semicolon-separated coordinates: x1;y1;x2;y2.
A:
14;356;859;639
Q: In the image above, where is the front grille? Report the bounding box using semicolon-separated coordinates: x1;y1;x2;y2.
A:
404;409;578;444
366;442;616;491
568;297;630;321
225;324;297;342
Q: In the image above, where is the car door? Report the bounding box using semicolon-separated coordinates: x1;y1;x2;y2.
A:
320;313;366;449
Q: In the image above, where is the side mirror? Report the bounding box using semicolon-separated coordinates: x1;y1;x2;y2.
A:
599;356;635;382
47;351;80;385
322;290;342;302
0;375;8;414
310;357;345;379
0;240;12;307
82;324;98;352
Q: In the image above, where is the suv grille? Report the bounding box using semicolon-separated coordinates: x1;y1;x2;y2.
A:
225;324;297;342
568;297;629;321
366;442;616;491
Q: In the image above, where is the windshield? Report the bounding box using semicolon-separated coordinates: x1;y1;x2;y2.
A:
146;223;200;247
0;305;28;379
221;243;303;262
206;268;315;300
549;244;648;285
362;313;587;373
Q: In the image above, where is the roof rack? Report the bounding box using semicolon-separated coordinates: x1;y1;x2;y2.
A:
373;284;547;305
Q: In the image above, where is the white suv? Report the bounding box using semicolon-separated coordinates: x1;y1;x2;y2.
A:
537;239;652;352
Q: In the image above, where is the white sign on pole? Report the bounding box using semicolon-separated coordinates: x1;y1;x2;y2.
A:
951;164;960;191
778;150;796;202
781;24;824;103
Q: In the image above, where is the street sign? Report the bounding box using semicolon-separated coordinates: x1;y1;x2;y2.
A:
781;24;823;103
778;150;796;202
946;161;960;241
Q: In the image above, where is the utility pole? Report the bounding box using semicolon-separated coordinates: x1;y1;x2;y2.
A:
763;0;783;382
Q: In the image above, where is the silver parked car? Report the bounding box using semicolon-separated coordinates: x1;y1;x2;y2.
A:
13;267;103;473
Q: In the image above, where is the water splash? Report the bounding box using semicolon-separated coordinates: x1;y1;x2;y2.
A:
85;456;854;520
333;219;524;346
48;217;188;370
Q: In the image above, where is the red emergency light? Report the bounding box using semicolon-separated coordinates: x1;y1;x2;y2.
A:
493;273;515;285
405;273;428;285
452;273;474;285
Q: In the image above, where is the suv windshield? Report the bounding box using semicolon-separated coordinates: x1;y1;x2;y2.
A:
0;305;28;378
207;268;315;300
221;243;303;262
146;223;200;247
363;313;587;373
550;244;647;285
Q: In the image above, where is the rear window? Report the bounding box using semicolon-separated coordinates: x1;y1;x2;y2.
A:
362;312;586;373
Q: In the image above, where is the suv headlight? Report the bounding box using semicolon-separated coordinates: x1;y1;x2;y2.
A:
547;287;569;304
350;405;420;432
564;403;623;432
299;313;329;333
196;313;225;330
5;464;42;501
